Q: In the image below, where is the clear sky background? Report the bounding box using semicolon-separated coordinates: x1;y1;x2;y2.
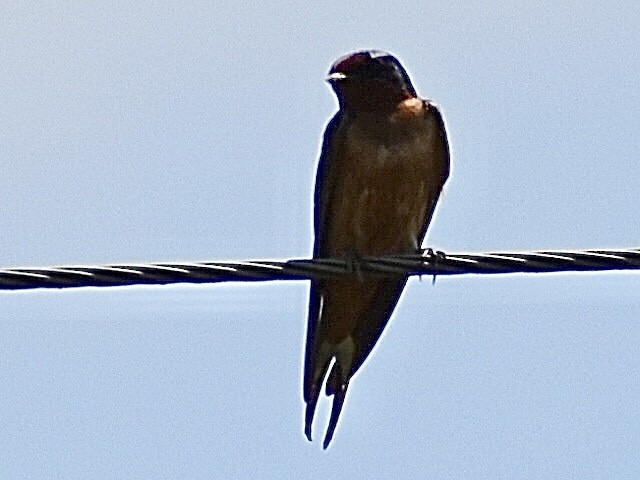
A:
2;1;639;478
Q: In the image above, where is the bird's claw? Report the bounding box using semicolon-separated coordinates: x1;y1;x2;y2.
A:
421;247;446;261
420;247;446;284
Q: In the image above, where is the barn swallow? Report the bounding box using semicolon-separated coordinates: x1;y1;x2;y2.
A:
304;50;450;449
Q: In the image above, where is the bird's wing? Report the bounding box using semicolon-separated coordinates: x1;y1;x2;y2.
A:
319;276;408;397
312;112;343;258
304;111;343;404
418;101;450;242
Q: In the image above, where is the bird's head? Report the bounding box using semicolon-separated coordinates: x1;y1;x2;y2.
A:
327;50;417;113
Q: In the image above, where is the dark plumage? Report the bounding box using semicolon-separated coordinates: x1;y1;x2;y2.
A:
304;50;450;448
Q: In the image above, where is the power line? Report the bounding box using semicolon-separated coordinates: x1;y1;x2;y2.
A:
1;247;639;291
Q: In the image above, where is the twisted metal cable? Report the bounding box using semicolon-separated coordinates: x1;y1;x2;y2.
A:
1;248;639;291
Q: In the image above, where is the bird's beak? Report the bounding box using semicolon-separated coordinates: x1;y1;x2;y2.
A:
326;72;347;83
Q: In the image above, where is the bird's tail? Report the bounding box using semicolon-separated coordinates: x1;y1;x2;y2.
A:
305;357;350;449
304;368;323;442
322;363;349;449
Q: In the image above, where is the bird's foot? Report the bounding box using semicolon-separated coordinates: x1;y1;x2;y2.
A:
421;247;446;260
420;248;446;284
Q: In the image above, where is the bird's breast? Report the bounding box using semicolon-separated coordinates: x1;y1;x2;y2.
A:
326;114;444;256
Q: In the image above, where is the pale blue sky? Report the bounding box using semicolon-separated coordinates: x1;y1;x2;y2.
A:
2;2;640;478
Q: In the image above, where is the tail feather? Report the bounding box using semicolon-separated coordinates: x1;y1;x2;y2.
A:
304;355;332;442
323;369;349;449
324;361;341;396
305;388;320;441
305;357;351;449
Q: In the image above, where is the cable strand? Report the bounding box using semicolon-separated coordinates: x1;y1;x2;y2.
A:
2;247;639;291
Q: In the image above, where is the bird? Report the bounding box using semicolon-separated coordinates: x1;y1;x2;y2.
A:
304;50;450;449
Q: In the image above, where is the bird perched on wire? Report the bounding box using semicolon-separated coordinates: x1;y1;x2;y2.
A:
304;50;450;449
